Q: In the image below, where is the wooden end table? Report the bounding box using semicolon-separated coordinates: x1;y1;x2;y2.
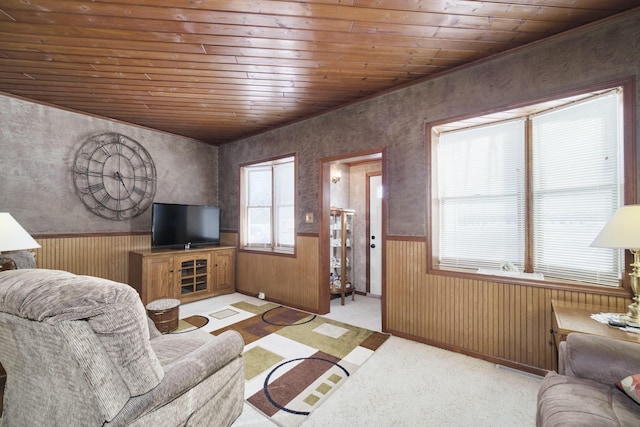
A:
551;299;640;350
146;298;180;333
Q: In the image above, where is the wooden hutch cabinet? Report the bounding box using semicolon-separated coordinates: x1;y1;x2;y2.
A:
329;208;356;305
128;246;236;305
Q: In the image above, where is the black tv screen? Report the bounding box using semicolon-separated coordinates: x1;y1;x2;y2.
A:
152;203;220;248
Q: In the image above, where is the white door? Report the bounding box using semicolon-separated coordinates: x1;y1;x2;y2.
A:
369;175;382;296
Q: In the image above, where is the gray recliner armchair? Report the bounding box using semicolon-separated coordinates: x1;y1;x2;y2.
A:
0;269;245;426
537;332;640;426
0;251;36;271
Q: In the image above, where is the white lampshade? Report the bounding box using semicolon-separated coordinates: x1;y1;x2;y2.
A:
591;205;640;249
0;213;41;252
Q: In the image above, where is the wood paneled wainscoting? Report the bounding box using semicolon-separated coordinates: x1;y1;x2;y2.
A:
385;237;630;374
235;234;320;313
33;232;152;283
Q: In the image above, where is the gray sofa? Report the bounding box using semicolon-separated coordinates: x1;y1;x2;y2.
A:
537;332;640;426
0;269;245;426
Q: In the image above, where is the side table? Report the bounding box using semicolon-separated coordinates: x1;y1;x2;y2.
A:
551;299;640;350
146;298;181;333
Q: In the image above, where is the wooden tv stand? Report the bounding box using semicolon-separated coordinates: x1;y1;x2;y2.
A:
129;246;236;305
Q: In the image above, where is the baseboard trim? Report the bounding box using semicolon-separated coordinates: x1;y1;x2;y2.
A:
235;289;320;314
386;328;549;378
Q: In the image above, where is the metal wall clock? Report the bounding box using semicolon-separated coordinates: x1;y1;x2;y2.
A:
73;132;157;220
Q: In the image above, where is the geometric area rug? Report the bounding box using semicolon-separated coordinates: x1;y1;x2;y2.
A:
182;301;389;427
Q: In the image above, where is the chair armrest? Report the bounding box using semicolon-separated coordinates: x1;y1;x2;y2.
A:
162;330;244;379
146;317;162;339
563;332;640;385
108;330;244;426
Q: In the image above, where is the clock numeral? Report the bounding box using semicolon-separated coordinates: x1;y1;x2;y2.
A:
133;162;149;170
75;168;103;178
100;193;111;206
114;142;123;154
97;143;111;156
132;186;146;196
89;183;104;193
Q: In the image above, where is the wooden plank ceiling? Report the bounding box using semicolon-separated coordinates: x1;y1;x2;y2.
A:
1;1;638;145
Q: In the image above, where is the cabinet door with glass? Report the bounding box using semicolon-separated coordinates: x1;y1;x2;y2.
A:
175;253;211;301
329;208;355;305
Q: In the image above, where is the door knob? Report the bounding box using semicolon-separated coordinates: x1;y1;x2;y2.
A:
370;243;376;248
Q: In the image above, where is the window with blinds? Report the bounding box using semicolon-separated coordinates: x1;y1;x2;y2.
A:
531;93;622;285
437;119;526;271
241;155;296;253
432;88;625;287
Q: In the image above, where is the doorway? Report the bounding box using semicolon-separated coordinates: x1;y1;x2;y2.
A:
367;173;382;296
318;149;385;327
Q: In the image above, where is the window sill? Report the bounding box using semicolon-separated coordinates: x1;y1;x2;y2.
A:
239;247;296;257
476;268;545;281
428;266;631;298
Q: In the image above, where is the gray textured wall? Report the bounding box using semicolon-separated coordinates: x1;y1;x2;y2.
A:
218;11;640;237
1;96;218;234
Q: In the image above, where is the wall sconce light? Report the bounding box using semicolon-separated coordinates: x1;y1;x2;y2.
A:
332;170;342;184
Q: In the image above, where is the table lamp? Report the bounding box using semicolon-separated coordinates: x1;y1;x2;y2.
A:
0;212;41;254
591;205;640;323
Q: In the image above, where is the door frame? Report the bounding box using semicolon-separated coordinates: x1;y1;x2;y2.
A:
318;148;387;329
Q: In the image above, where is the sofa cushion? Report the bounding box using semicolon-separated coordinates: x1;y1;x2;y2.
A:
538;371;640;426
617;373;640;405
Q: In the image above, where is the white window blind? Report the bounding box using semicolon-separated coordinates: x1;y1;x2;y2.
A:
246;166;272;246
437;119;526;270
243;156;295;252
274;161;295;248
531;92;622;286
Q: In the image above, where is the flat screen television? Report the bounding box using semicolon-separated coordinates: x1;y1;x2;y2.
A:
151;202;220;249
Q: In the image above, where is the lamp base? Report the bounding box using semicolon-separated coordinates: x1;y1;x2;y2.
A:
621;250;640;324
620;300;640;324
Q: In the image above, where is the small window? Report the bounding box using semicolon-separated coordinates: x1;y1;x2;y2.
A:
429;85;631;288
241;155;296;253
